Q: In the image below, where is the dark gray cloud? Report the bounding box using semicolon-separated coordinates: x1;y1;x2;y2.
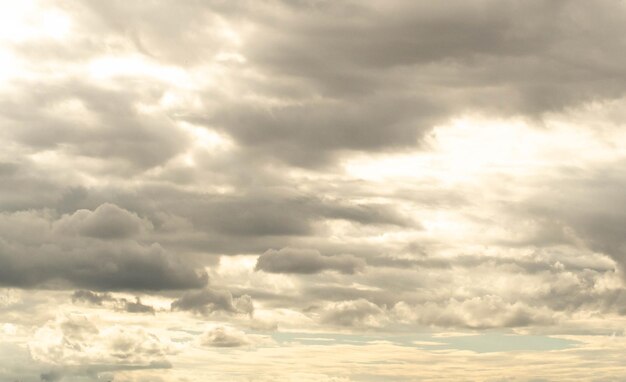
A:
11;0;623;168
1;5;626;380
171;288;253;316
200;95;444;167
174;0;626;165
0;204;207;290
247;0;626;101
72;290;156;313
39;184;411;258
256;248;365;274
122;297;156;314
0;160;67;212
57;203;147;239
162;189;410;237
71;290;113;305
53;181;408;228
0;80;189;173
0;238;207;290
511;161;626;278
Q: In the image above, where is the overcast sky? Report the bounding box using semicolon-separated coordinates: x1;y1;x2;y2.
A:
2;0;626;381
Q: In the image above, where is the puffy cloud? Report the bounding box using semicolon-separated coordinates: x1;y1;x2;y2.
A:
71;290;155;314
2;0;626;380
29;314;174;368
411;297;556;329
55;203;148;239
320;299;386;328
0;205;207;290
0;81;190;173
122;297;156;314
171;288;254;316
256;248;366;274
71;290;113;305
200;327;251;348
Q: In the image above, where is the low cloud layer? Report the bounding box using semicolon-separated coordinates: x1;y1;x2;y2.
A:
171;288;254;316
200;326;251;348
256;248;366;274
0;204;207;290
2;0;626;380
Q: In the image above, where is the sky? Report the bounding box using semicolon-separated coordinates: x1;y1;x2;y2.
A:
2;0;626;381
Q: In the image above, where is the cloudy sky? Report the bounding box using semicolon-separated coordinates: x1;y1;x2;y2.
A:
2;0;626;381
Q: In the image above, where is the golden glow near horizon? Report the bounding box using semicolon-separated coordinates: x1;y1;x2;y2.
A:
2;0;626;381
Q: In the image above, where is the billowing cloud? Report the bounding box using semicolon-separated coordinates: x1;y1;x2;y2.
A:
320;299;386;328
56;203;148;239
200;326;251;348
29;315;174;372
0;204;207;290
123;297;156;314
2;0;626;380
0;81;190;172
171;288;253;316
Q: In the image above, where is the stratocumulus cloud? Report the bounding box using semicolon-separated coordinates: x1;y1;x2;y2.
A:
2;1;626;381
255;248;366;274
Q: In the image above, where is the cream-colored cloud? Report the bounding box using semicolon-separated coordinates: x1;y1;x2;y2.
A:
2;0;626;380
29;314;175;366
